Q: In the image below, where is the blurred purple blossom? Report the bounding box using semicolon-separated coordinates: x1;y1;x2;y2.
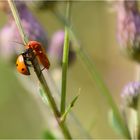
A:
117;0;138;47
0;1;48;61
116;0;140;61
48;30;76;66
121;81;140;108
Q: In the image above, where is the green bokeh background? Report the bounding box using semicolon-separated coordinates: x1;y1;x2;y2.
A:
0;1;136;139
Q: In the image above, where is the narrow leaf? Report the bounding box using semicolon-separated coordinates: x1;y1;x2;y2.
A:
61;94;79;122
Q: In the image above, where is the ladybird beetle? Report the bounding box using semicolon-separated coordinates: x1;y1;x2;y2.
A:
26;41;50;69
16;53;30;75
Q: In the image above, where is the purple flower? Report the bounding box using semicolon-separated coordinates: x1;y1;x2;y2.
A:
48;30;76;66
121;82;140;108
0;1;48;61
116;0;140;62
15;2;48;45
117;1;137;46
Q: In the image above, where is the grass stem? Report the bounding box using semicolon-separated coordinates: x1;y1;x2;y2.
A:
8;0;28;44
60;1;70;115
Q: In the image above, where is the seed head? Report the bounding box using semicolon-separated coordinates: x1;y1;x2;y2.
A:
121;82;140;108
116;0;140;62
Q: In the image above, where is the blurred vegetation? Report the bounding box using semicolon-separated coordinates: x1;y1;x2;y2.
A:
0;1;136;139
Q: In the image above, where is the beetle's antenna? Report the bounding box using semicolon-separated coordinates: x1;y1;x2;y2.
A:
10;40;26;46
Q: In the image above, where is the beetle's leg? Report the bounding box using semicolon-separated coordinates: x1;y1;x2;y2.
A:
41;67;46;72
39;67;46;76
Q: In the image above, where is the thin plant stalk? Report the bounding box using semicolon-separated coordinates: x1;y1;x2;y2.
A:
30;51;71;139
61;28;69;114
8;0;72;139
61;1;70;115
7;0;28;44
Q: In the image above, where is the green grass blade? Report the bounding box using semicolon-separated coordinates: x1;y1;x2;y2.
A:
78;48;130;138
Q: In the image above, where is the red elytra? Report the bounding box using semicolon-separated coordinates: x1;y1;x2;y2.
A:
26;41;50;69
